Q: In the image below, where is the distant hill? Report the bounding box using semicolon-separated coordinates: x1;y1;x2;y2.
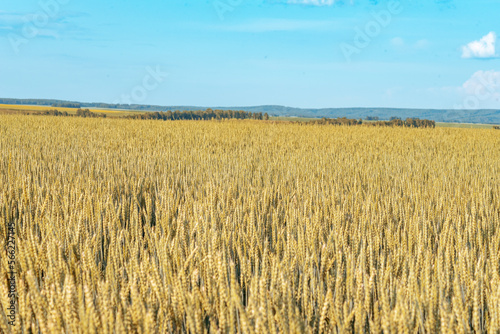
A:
1;98;499;124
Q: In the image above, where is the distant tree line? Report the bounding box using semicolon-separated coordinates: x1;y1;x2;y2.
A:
494;126;500;130
36;109;70;117
127;109;270;121
308;117;435;128
0;98;162;111
0;98;77;106
76;109;106;118
27;108;436;127
51;102;81;108
310;117;363;126
33;109;106;118
366;118;436;128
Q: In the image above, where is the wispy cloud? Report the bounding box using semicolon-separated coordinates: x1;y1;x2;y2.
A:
285;0;457;7
450;70;500;109
390;37;430;50
0;12;26;28
214;18;338;32
286;0;341;6
0;9;90;52
414;39;429;49
461;32;497;59
428;70;500;109
462;70;500;97
391;37;404;47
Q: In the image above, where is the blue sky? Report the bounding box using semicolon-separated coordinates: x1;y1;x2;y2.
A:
1;0;499;109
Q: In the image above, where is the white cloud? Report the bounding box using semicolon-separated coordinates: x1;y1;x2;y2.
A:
461;32;497;59
431;70;500;109
458;70;500;108
462;70;500;95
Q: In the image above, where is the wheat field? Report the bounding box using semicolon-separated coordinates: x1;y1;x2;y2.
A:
0;115;499;333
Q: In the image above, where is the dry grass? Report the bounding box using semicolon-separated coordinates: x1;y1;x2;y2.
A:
0;115;499;333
